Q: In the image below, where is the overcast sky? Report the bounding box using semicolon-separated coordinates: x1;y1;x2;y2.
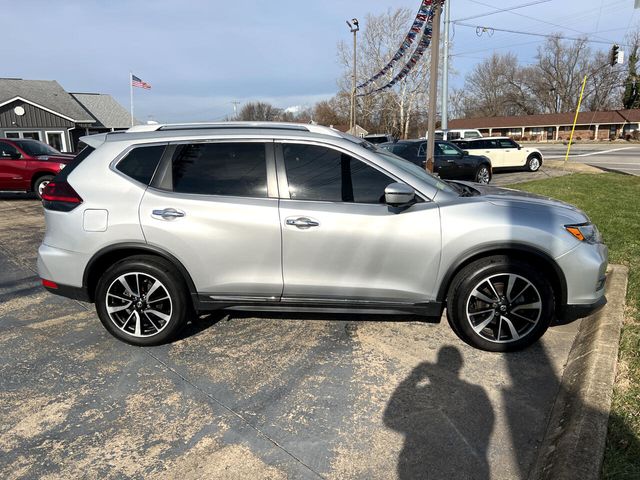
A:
2;0;636;122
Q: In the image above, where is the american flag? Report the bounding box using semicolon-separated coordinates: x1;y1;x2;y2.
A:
131;74;151;89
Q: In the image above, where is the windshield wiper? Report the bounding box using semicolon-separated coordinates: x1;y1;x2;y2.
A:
447;181;478;197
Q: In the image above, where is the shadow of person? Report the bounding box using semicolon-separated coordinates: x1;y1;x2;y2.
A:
384;346;494;480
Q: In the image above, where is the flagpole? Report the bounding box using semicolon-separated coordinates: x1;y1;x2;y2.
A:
129;71;134;127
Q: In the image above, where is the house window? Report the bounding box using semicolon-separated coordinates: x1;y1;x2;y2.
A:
45;131;66;152
508;129;522;137
4;131;42;141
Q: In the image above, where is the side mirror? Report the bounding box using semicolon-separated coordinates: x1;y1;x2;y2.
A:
463;150;469;156
385;183;416;207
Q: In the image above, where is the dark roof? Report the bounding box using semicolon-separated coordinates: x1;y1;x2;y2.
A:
449;110;640;129
0;78;94;123
71;93;135;128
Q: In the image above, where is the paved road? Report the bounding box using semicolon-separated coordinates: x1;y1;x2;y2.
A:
0;198;585;479
533;144;640;176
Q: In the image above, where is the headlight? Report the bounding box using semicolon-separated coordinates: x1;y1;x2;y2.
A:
59;163;66;170
565;223;603;244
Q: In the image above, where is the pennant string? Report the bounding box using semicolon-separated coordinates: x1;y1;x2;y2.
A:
356;0;444;97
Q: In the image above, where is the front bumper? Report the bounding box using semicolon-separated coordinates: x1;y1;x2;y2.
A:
558;295;607;323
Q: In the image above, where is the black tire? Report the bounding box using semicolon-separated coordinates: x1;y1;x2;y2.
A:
526;155;542;172
95;255;189;346
475;165;492;184
33;175;54;200
446;255;554;352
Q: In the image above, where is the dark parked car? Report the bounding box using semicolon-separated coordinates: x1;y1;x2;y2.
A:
0;138;74;198
380;140;492;184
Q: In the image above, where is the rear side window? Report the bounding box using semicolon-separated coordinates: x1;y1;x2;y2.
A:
116;145;165;185
171;142;267;197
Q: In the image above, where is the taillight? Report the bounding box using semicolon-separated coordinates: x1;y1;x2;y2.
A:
41;181;83;211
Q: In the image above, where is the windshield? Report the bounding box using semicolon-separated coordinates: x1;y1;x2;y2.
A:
381;143;409;155
14;139;60;156
364;143;457;194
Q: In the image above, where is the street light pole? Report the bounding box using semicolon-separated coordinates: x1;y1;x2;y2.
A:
347;18;359;131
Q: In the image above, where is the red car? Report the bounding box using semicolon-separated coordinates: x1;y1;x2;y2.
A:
0;138;75;199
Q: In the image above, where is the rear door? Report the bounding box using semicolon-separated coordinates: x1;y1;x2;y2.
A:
478;139;504;167
0;141;27;190
497;138;526;167
139;140;283;299
277;141;442;304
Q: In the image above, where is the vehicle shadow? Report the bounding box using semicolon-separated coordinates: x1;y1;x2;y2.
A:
0;192;38;201
384;346;494;480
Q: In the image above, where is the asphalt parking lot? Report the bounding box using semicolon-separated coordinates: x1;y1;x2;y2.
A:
0;196;589;479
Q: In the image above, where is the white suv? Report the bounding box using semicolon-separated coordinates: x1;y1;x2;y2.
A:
453;137;543;171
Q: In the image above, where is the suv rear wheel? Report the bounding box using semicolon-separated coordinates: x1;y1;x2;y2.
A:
446;256;554;352
95;255;189;345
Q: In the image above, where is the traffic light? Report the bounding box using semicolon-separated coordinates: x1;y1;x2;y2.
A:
610;44;620;66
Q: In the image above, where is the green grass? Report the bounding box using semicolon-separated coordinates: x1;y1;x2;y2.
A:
508;173;640;479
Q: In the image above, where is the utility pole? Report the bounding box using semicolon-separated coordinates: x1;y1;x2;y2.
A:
347;18;360;131
426;3;442;173
231;101;241;119
441;0;451;132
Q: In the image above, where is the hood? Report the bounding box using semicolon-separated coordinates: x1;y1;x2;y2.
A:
453;181;589;222
35;153;75;163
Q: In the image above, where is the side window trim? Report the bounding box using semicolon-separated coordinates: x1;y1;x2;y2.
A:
274;140;409;205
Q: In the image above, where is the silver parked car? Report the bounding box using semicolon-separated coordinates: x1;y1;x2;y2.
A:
38;123;607;352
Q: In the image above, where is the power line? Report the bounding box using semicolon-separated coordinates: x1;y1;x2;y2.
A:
467;0;619;45
454;22;629;47
453;0;551;23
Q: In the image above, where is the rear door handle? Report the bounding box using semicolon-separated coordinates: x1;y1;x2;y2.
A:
152;208;185;220
286;217;320;229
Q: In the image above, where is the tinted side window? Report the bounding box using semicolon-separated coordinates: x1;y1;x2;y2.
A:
283;144;394;203
0;142;19;157
499;139;517;148
116;145;165;185
172;142;267;197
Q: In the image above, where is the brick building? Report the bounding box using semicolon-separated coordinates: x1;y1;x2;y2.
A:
448;110;640;141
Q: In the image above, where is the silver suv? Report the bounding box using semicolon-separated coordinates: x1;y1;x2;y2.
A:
37;122;607;351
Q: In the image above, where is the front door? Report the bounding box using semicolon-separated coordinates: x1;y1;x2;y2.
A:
497;138;525;168
0;141;27;190
277;142;442;304
139;141;283;299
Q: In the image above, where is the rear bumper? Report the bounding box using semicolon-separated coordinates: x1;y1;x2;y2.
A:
43;282;91;303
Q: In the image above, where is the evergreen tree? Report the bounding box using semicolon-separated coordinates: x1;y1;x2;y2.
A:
623;46;640;109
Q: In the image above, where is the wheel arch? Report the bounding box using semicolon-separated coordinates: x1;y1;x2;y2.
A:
83;243;198;307
30;170;56;191
437;244;567;312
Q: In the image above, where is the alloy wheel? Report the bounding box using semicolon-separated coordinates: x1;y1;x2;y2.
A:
105;272;173;337
476;167;491;184
465;273;542;344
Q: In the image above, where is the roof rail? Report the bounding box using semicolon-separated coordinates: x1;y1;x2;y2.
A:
125;122;343;137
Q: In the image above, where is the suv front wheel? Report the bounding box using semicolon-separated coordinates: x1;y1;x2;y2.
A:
95;255;189;345
446;256;554;352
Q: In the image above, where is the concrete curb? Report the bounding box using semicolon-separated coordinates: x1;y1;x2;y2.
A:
528;264;629;480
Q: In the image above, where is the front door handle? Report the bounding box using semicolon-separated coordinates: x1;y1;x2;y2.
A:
286;217;320;229
152;208;185;220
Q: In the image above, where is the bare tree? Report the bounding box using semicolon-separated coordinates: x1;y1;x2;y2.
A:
238;102;282;121
461;52;530;117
